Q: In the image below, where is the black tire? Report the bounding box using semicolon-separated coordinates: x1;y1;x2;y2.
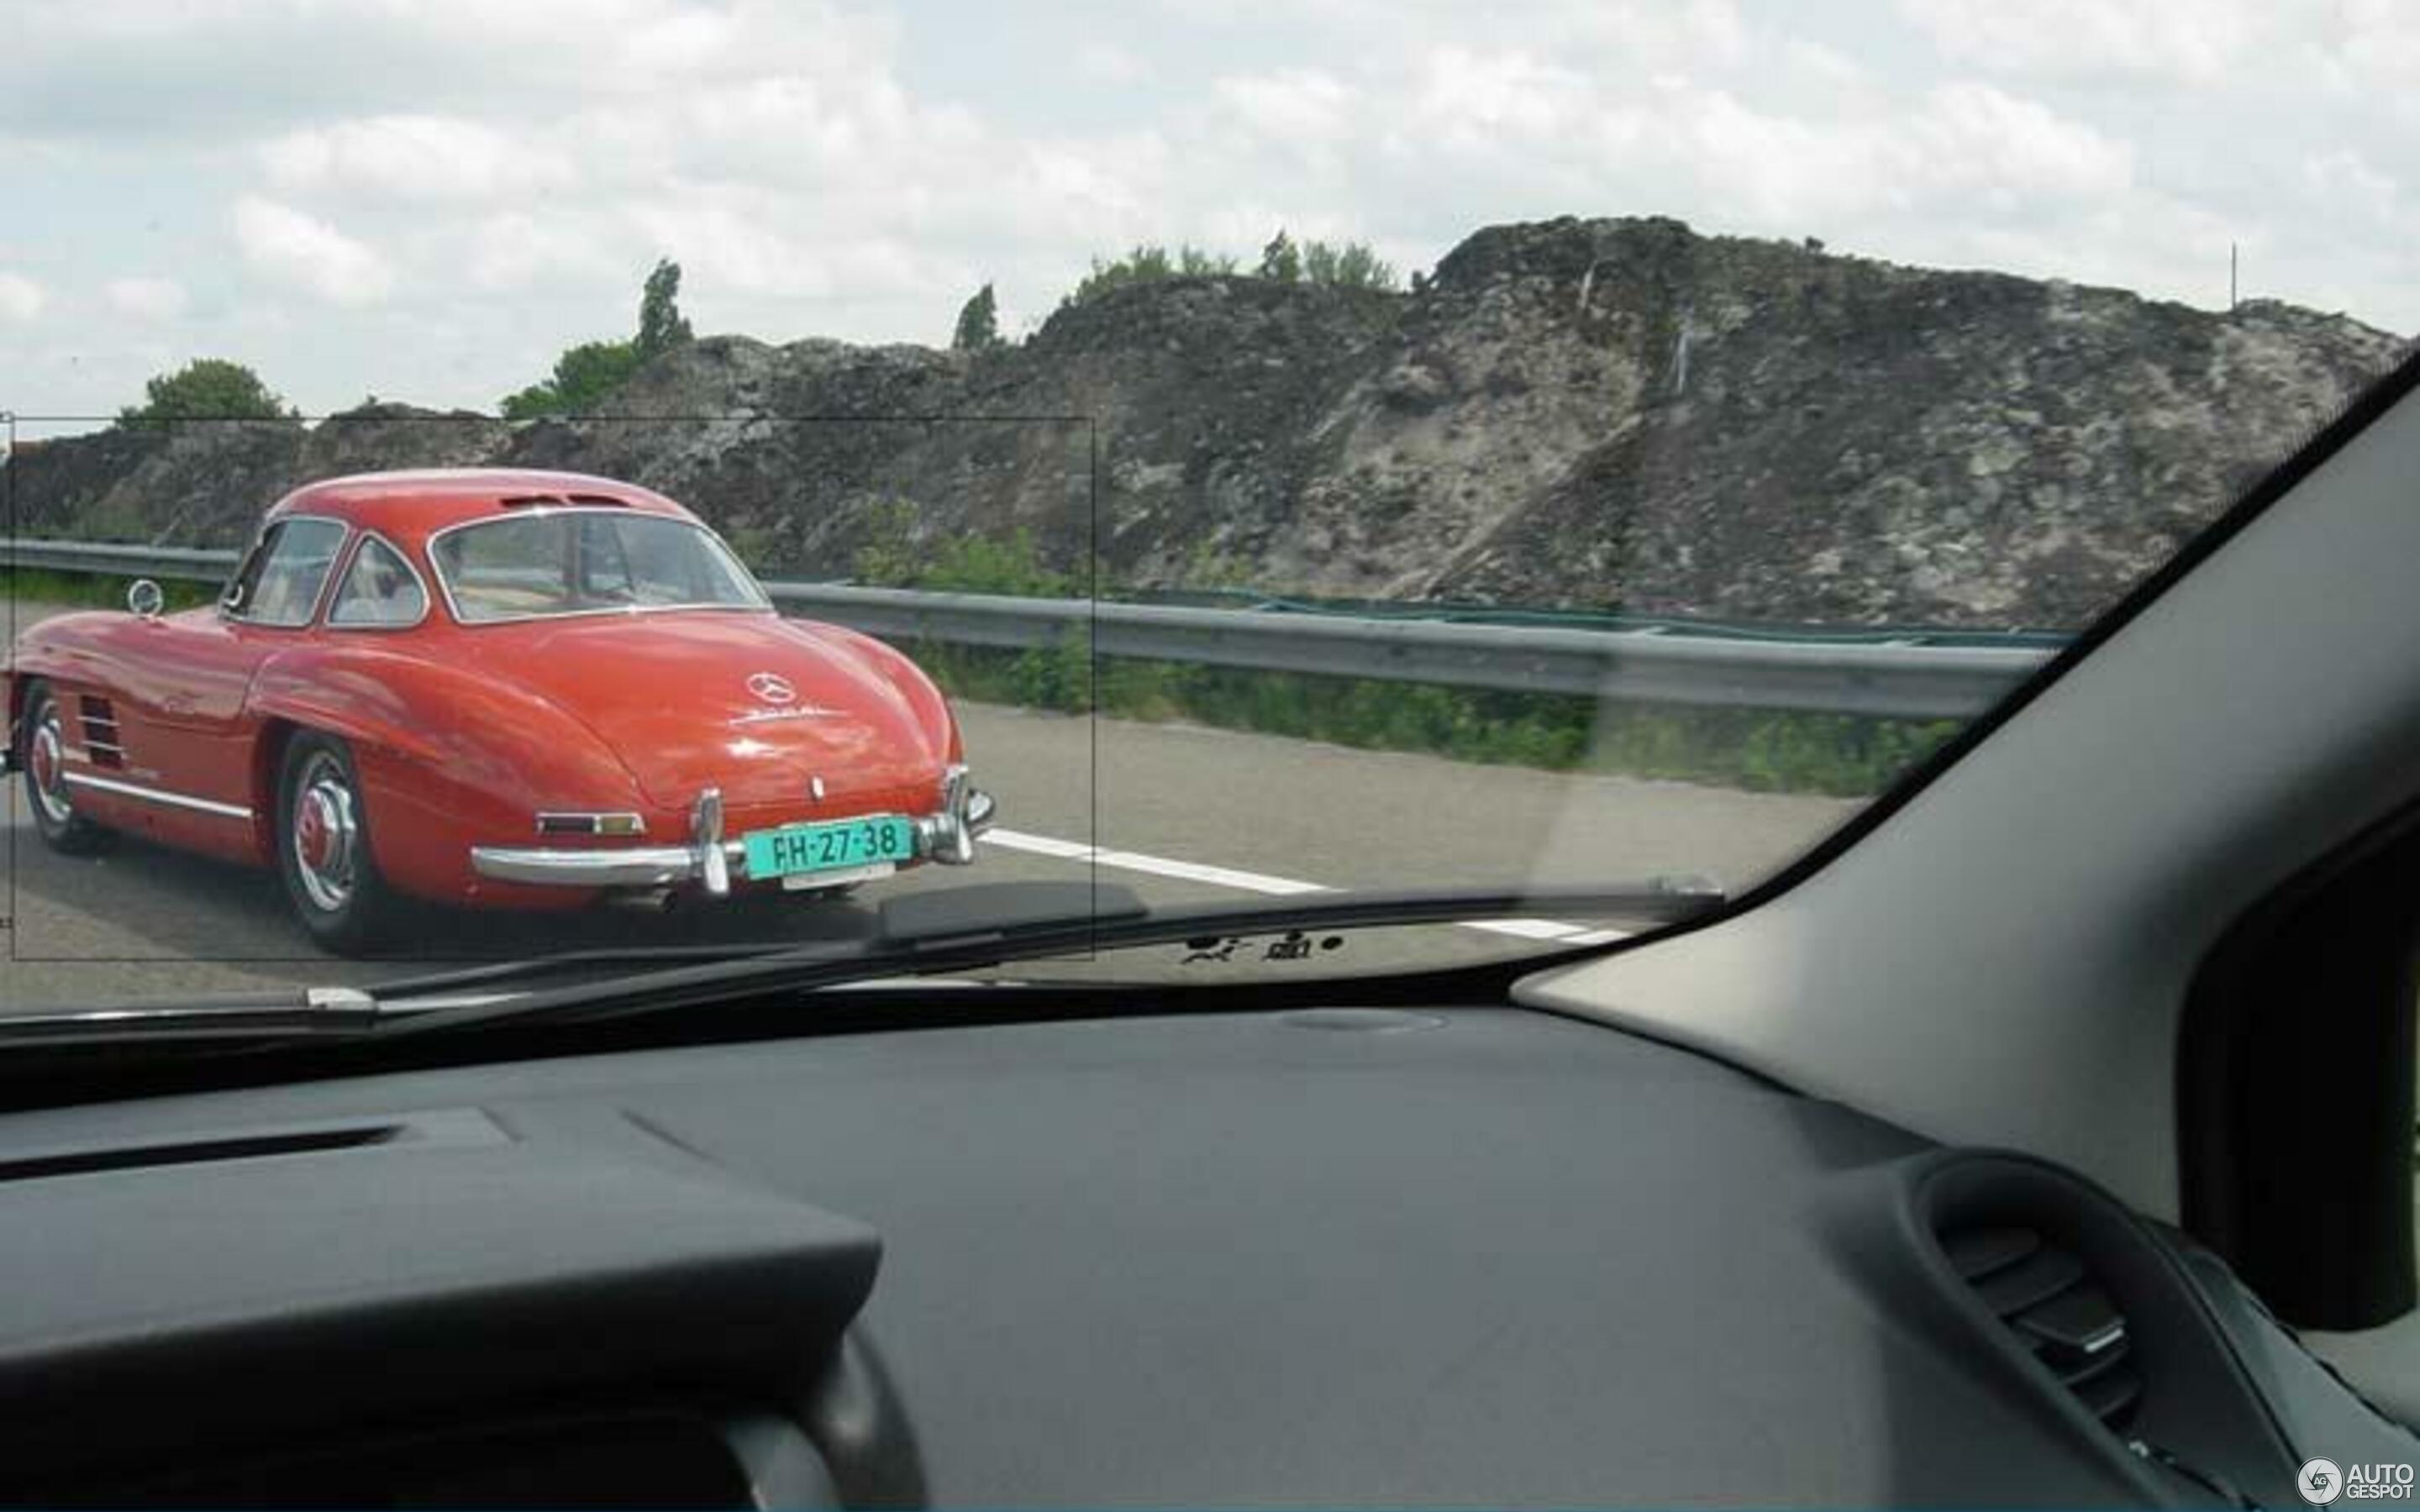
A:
18;680;111;855
275;732;398;955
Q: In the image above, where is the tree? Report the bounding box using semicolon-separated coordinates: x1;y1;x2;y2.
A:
635;257;692;361
498;339;644;420
1258;230;1302;283
952;282;1004;352
500;260;689;417
117;359;294;426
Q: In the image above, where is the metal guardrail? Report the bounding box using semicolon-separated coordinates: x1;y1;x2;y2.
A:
3;537;2060;718
3;537;239;583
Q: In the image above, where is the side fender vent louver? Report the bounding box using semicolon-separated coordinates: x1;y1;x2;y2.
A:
77;696;124;769
1943;1226;2143;1432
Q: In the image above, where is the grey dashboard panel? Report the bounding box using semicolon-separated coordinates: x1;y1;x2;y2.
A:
0;1103;879;1491
0;1005;2395;1504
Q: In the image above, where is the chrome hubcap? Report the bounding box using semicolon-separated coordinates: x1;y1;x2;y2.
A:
290;756;359;913
28;707;72;826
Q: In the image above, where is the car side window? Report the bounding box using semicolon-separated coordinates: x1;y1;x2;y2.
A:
224;518;348;627
326;536;429;628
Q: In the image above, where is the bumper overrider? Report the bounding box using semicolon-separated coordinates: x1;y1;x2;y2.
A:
470;764;997;896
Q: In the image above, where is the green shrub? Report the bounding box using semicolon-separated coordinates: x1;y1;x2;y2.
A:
499;339;644;419
897;642;1957;795
1061;244;1241;307
1302;238;1397;291
499;258;692;418
3;567;219;612
1060;233;1397;309
852;502;1077;598
117;360;295;427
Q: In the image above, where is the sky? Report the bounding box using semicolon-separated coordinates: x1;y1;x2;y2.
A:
1;0;2413;428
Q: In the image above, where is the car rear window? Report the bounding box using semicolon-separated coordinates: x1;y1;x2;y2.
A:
430;512;768;623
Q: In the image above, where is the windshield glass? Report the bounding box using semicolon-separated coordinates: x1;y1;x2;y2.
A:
0;4;2410;1011
431;512;768;622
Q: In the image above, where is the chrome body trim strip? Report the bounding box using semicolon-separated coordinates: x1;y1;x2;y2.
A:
60;771;254;820
471;844;716;888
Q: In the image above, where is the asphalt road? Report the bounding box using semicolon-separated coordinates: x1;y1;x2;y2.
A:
3;600;1857;1009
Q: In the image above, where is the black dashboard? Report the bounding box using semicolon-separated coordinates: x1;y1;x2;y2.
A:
0;1002;2407;1505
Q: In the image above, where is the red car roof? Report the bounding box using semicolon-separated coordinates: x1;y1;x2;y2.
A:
265;469;698;543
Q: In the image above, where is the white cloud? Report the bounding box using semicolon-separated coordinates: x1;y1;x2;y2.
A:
1897;0;2273;83
1075;41;1153;85
0;270;44;320
1216;69;1357;145
1413;48;1597;147
105;275;187;319
261;115;578;202
231;195;396;306
1400;53;2131;225
2;0;2411;421
1907;82;2133;202
456;211;621;293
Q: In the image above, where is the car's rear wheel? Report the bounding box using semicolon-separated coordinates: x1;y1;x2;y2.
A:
19;681;111;855
276;732;399;955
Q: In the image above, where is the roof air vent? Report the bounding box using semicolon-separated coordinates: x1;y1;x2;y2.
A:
1942;1226;2143;1431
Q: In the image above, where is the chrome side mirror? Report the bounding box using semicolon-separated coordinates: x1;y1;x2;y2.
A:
127;579;165;619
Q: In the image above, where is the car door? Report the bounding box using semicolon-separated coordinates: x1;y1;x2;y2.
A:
98;517;350;850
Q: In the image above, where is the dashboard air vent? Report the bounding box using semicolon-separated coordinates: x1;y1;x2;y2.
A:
1943;1226;2142;1431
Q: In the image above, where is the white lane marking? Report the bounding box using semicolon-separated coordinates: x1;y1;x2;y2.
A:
988;827;1328;896
984;829;1094;860
983;827;1631;945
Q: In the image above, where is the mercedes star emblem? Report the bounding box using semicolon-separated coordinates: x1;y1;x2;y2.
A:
746;671;797;705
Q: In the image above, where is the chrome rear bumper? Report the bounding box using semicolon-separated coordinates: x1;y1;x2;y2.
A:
471;769;996;895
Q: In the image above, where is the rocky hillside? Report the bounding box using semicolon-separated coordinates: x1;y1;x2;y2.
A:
8;217;2406;629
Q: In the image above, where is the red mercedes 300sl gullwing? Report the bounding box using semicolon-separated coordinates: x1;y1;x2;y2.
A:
3;469;995;953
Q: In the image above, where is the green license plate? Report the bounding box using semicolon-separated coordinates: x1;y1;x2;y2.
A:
743;815;915;879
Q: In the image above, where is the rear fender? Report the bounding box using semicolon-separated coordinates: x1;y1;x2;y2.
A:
797;622;965;766
245;648;654;904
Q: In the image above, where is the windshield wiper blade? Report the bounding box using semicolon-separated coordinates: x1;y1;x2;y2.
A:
0;877;1723;1051
360;875;1723;1040
0;987;385;1042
